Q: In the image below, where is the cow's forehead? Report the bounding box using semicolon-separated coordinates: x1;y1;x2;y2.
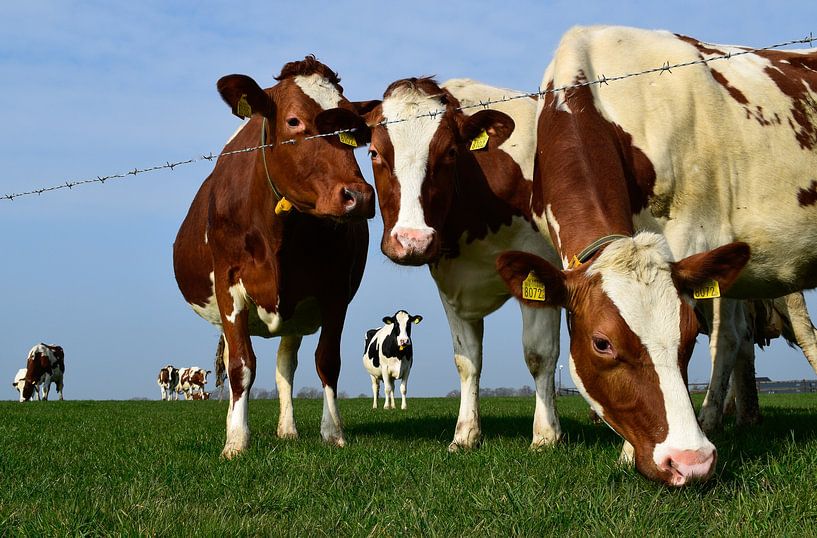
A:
394;311;410;326
292;73;343;110
381;86;445;146
586;235;680;342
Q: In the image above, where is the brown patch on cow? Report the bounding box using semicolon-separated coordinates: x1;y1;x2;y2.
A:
534;76;655;259
753;49;817;149
798;180;817;206
675;34;728;57
710;68;749;105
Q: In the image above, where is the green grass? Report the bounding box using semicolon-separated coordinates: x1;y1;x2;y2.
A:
1;395;817;535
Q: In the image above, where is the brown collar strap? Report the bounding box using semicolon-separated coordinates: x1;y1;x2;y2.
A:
567;234;630;269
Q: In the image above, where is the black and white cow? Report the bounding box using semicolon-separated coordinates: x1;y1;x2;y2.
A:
362;311;422;409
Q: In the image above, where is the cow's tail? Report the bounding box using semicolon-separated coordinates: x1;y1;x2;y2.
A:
214;333;227;388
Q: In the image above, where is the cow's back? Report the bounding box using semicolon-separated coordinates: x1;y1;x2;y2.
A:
541;25;817;295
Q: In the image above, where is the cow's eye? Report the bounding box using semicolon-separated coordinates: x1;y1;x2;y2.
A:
286;117;300;127
368;148;379;160
592;336;614;356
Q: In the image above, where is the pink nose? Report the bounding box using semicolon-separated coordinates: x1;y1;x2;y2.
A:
392;227;433;255
660;448;717;486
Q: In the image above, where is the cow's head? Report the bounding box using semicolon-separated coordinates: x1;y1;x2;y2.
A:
22;349;51;401
383;310;423;349
498;233;751;486
363;78;514;265
217;56;374;220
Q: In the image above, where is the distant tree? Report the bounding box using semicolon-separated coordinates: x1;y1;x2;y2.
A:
517;385;534;397
338;391;349;399
296;386;323;399
446;390;461;398
129;397;149;401
251;387;279;400
357;393;367;399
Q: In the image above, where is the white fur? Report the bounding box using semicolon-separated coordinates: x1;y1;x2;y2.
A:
588;234;714;460
294;74;342;110
382;86;443;233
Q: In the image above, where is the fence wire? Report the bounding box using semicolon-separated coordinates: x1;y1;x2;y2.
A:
2;32;813;203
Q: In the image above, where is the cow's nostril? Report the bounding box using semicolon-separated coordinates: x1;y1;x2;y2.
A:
342;188;359;208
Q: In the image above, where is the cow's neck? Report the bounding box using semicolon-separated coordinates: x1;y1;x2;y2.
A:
533;84;642;263
440;149;532;256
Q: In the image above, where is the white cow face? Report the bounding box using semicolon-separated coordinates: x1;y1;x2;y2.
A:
383;310;423;349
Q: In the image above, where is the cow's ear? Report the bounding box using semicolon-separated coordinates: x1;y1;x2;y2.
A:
217;74;274;119
459;110;515;147
496;251;568;308
411;315;423;324
672;242;751;296
382;317;393;324
315;108;371;145
351;100;381;117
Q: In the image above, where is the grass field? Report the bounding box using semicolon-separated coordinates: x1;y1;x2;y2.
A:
2;394;817;535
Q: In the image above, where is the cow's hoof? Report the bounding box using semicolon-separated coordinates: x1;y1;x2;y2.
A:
447;438;482;452
221;444;246;460
277;430;299;440
698;415;723;435
530;432;561;450
323;435;346;448
736;412;763;427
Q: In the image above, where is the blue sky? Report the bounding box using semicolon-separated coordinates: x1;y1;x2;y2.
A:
1;1;816;400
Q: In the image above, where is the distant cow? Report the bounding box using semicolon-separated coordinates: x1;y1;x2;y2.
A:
13;368;39;402
157;365;180;401
177;367;211;400
363;311;422;409
190;392;211;400
20;343;64;402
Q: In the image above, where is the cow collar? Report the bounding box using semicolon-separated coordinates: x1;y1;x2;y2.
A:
567;234;630;269
261;118;294;216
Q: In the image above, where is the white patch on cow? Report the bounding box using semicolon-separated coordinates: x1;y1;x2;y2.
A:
256;302;282;333
294;74;342;111
587;233;713;460
224;364;252;455
226;280;247;324
394;311;410;346
321;385;345;446
190;272;221;326
545;203;570;268
382;86;442;233
443;78;537;179
204;230;208;245
569;353;605;419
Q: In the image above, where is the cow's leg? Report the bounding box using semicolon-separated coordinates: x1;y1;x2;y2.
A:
441;300;484;451
732;335;762;426
275;335;301;439
782;292;817;375
520;303;562;449
383;375;394;410
400;370;409;410
315;304;346;447
370;375;379;409
41;375;51;401
619;440;635;466
699;298;742;433
214;282;257;459
56;377;64;400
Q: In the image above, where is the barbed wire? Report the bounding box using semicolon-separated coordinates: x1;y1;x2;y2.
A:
2;32;813;203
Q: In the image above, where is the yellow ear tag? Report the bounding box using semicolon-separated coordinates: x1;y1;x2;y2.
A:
338;132;358;147
274;197;293;215
693;280;721;300
470;130;489;151
399;345;405;351
522;271;546;302
236;94;252;118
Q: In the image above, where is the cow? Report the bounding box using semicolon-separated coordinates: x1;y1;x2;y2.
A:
177;367;211;400
191;391;211;400
173;56;375;458
497;25;817;486
362;310;423;410
157;365;180;401
19;343;64;402
13;368;39;402
361;77;563;449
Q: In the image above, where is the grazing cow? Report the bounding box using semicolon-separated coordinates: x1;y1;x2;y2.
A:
157;365;180;401
13;368;39;402
362;310;423;409
20;343;64;402
497;25;817;486
362;78;563;449
173;56;374;457
177;367;211;399
191;392;211;400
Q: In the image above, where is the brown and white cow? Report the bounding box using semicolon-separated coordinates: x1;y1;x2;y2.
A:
497;26;817;486
177;366;211;400
173;56;374;458
190;391;211;400
157;365;180;400
362;78;563;449
20;343;64;402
